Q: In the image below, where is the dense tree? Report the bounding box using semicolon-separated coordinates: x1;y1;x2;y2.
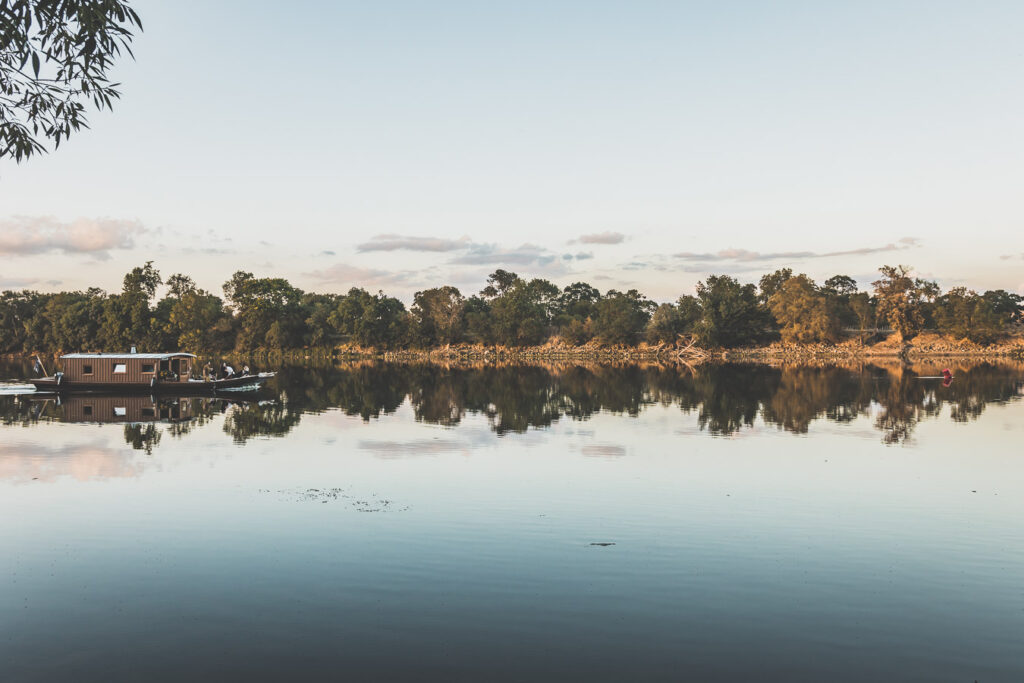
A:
758;268;793;304
694;275;769;347
934;288;1004;344
411;286;465;346
223;271;305;350
327;288;408;349
872;265;939;342
1;0;142;161
483;272;559;346
591;289;655;345
165;289;234;351
823;275;858;296
768;274;840;343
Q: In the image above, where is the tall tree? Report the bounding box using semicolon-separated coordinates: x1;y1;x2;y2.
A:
768;274;840;343
411;286;466;346
694;275;769;348
872;265;939;342
592;289;655;345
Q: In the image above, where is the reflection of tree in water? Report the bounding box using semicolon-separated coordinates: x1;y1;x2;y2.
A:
123;423;161;454
761;366;875;434
873;367;934;444
222;400;303;443
2;360;1023;444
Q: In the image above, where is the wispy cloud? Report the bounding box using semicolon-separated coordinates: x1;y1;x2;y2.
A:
1000;253;1023;261
0;216;145;260
304;262;415;288
673;237;920;263
562;251;594;261
573;231;626;245
450;243;562;267
357;234;471;253
0;276;38;289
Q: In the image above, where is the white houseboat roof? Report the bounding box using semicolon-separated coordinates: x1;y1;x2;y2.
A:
61;353;197;360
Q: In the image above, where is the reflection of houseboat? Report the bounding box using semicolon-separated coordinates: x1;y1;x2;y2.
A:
31;352;273;394
60;395;194;423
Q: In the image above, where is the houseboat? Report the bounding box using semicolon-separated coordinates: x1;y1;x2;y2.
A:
31;352;273;394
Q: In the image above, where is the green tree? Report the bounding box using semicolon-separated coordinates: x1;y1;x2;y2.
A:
411;286;465;346
223;271;304;350
166;290;234;351
768;274;840;343
934;287;1004;344
482;272;558;346
694;275;769;348
1;0;143;161
591;289;655;345
555;281;601;344
758;268;793;304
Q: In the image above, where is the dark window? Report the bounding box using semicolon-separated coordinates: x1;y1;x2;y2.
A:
141;408;155;417
83;405;93;416
83;365;93;375
142;364;155;373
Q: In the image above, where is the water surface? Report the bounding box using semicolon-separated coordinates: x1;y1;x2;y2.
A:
2;360;1022;681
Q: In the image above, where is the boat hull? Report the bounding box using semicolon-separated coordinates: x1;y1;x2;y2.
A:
30;373;274;395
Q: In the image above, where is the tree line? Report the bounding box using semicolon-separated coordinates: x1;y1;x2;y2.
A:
0;263;1021;354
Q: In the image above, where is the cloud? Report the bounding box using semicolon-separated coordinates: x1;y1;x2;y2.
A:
0;216;145;260
305;262;415;288
562;251;594;261
573;231;626;245
450;243;562;267
673;238;921;264
0;276;37;288
357;234;471;253
1000;253;1023;261
320;250;336;256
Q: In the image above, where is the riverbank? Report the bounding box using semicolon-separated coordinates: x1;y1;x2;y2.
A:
6;330;1023;365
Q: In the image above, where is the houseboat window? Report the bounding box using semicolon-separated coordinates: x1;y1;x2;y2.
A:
141;363;155;373
83;365;93;375
141;408;155;417
83;405;93;416
113;363;127;374
114;406;127;416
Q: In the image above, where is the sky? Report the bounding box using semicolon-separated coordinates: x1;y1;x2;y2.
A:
1;0;1023;302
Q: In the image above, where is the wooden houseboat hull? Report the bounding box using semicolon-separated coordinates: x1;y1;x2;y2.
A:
31;373;273;394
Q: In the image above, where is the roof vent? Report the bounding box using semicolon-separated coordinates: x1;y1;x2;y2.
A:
130;346;137;354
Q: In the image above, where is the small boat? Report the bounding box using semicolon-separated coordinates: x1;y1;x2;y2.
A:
30;352;274;394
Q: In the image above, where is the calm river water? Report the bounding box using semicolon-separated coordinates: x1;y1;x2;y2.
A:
1;359;1022;682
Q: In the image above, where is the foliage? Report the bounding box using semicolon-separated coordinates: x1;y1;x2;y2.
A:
934;288;1004;344
591;289;655;345
758;268;793;304
1;0;142;161
872;265;939;341
0;262;1018;353
411;286;464;346
223;271;305;350
694;275;770;347
767;274;840;343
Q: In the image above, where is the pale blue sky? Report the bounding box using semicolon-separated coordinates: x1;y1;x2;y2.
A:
1;0;1022;301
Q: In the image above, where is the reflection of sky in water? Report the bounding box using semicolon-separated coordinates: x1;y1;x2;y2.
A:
1;365;1023;681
